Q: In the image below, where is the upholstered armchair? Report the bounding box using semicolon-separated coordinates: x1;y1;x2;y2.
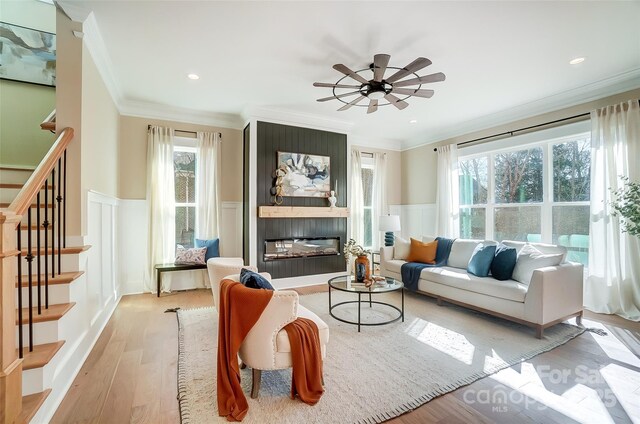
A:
206;257;260;309
207;262;329;398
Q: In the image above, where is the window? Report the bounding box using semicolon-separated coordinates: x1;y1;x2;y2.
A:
361;157;374;248
458;131;591;266
174;145;197;248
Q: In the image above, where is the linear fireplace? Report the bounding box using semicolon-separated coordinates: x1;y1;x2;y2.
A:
264;237;340;261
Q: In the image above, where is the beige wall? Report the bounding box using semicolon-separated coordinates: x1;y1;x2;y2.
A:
0;0;56;167
401;88;640;205
81;46;119;199
118;116;243;201
352;145;402;207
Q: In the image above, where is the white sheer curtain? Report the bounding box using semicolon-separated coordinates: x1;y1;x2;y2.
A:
196;131;221;240
585;100;640;321
435;144;460;238
350;150;364;243
145;126;175;293
371;152;387;250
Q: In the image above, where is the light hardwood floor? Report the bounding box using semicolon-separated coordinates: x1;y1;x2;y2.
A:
52;287;640;424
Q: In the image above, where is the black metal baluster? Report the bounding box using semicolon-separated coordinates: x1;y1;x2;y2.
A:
51;168;55;279
57;158;62;275
16;227;23;359
26;208;34;352
37;191;41;315
63;150;67;248
44;176;49;309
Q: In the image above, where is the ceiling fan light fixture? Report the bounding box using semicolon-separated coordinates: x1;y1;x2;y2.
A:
314;54;445;114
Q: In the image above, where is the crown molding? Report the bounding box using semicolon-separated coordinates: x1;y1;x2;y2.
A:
242;106;354;135
402;68;640;151
55;0;91;22
119;99;244;130
82;12;124;107
350;135;402;151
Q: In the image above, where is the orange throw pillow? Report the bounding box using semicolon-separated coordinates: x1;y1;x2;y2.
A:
406;238;438;264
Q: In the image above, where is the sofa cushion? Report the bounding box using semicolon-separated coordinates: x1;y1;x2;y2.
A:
393;237;411;260
420;266;528;302
447;239;483;269
512;244;563;285
406;238;437;264
502;240;568;262
275;304;330;353
467;243;496;277
491;243;518;281
384;259;406;274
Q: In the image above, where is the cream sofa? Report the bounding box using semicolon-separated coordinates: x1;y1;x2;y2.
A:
380;238;584;338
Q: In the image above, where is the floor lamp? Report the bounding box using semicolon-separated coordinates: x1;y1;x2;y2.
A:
379;215;401;247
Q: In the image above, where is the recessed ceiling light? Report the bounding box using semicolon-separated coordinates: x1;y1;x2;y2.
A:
409;119;418;124
187;73;200;80
569;57;585;65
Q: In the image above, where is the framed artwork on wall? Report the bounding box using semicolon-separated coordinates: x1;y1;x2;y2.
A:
0;22;56;87
277;151;331;197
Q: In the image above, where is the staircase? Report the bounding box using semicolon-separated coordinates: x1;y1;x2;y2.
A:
1;113;89;423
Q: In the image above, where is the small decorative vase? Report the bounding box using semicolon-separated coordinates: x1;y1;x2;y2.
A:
354;254;371;283
328;190;337;208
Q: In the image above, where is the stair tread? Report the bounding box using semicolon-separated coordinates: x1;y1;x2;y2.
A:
0;202;55;208
41;122;55;131
0;183;53;189
18;389;51;424
16;302;76;325
20;245;91;255
16;271;84;287
19;341;65;370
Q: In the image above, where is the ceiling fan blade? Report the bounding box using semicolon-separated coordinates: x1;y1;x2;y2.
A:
333;64;369;84
316;90;361;102
373;54;390;82
385;57;432;83
392;88;435;98
313;82;362;89
338;95;365;111
393;72;446;88
384;93;409;110
367;99;378;114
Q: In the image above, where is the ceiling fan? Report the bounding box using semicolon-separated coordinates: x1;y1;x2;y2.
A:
314;54;445;114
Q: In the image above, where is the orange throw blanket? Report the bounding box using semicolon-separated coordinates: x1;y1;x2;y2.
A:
216;280;324;422
284;317;325;405
217;280;273;421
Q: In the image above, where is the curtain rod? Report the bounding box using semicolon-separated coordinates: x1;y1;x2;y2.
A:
147;125;222;138
432;112;590;152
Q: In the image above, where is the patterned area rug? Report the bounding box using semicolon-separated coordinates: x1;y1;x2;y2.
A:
176;290;585;424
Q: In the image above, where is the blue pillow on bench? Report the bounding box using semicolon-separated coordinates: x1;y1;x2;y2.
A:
467;243;496;277
490;243;517;281
195;238;220;262
240;268;274;290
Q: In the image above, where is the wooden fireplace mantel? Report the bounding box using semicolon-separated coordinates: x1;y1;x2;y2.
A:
258;206;350;218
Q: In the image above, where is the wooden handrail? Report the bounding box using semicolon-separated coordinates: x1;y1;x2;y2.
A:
8;127;74;216
40;110;56;131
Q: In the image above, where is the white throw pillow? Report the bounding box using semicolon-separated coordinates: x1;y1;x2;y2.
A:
502;240;567;262
393;237;411;260
448;239;483;269
512;244;563;285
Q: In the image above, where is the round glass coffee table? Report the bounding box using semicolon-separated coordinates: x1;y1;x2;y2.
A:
328;275;404;332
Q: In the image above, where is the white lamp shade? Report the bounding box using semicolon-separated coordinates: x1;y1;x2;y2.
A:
378;215;401;232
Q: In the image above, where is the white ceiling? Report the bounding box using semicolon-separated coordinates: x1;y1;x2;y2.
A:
60;1;640;150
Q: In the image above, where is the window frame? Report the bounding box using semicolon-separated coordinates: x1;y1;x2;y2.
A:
458;130;590;243
361;156;375;249
173;140;198;248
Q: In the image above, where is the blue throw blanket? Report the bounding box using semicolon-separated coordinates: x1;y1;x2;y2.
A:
401;237;455;291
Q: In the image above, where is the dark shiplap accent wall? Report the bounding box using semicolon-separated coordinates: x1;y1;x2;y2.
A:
256;121;347;279
242;124;250;262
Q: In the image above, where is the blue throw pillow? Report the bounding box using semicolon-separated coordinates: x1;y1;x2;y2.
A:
491;243;517;281
467;243;496;277
240;268;274;290
195;238;220;262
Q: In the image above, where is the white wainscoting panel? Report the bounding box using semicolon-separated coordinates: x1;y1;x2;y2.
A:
220;202;243;258
118;199;148;294
389;204;437;241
